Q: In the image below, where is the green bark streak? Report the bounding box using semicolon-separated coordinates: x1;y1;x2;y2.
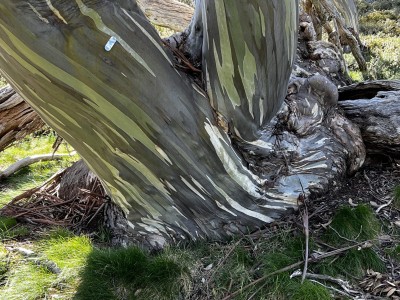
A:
203;0;298;140
0;0;299;246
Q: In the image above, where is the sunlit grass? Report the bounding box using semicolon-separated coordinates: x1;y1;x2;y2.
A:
1;262;57;300
0;133;79;208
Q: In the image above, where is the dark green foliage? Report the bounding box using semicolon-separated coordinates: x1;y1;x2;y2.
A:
393;185;400;209
356;0;400;36
386;245;400;262
0;216;28;239
324;205;380;244
75;247;185;300
0;216;17;231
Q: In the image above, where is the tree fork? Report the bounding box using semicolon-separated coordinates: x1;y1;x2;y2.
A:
0;0;369;248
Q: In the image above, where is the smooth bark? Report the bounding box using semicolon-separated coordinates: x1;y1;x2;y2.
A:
0;0;369;248
0;0;300;247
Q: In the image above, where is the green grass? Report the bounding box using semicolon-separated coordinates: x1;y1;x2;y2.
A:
0;133;79;208
0;216;29;240
324;205;380;244
290;280;332;300
315;247;385;278
1;263;58;300
75;246;186;300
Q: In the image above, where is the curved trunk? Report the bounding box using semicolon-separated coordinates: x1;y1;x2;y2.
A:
0;0;299;247
0;0;367;248
202;0;298;140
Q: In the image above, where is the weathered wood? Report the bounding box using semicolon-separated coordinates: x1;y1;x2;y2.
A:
137;0;193;32
0;85;45;151
339;81;400;156
339;80;400;100
0;153;74;180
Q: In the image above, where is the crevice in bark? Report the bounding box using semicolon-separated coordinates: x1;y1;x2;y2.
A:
338;80;400;101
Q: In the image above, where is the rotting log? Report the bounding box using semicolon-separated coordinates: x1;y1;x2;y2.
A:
0;85;45;151
339;81;400;156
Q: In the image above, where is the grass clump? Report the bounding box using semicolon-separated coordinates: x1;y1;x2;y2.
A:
0;216;17;231
0;216;29;240
324;205;380;244
75;246;186;300
315;248;385;278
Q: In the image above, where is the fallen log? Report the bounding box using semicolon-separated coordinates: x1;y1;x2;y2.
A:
0;85;45;151
338;81;400;156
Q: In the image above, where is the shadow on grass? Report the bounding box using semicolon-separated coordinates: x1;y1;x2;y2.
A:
74;247;186;300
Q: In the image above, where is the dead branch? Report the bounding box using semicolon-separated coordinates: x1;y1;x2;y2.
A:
0;152;75;180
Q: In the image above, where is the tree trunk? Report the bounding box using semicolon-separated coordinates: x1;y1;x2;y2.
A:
0;85;45;151
0;0;367;248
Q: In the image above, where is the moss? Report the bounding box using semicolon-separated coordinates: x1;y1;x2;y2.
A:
289;280;332;300
324;205;380;245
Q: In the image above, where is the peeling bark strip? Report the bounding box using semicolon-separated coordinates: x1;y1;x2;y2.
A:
0;85;45;151
0;0;300;247
203;0;299;140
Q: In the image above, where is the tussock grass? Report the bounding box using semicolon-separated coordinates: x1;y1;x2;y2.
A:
315;248;385;278
0;216;16;230
75;246;187;300
290;279;332;300
324;205;380;244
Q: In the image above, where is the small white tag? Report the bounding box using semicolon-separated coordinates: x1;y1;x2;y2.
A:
104;36;117;51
